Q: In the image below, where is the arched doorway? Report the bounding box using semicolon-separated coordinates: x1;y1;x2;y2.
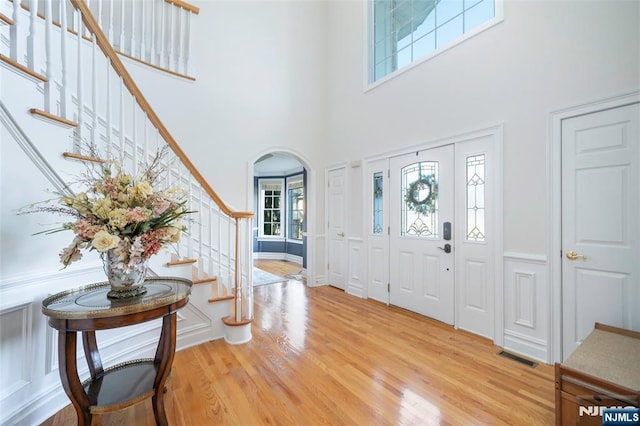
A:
250;151;313;285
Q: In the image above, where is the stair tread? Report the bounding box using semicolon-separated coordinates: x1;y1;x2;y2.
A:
0;54;48;82
30;109;78;127
0;13;14;25
62;152;105;164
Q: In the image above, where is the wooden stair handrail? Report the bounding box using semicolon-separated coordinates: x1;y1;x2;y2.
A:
70;0;252;219
165;0;200;15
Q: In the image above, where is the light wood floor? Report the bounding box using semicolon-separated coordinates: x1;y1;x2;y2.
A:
43;261;555;425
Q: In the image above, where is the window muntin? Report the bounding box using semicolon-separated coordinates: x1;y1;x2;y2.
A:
259;179;284;238
401;161;439;238
371;0;498;83
466;154;485;241
287;176;304;240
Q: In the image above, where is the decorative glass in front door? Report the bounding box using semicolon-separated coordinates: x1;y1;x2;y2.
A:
401;161;439;237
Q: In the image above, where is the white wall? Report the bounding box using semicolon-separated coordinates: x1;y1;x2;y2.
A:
326;0;640;254
125;0;329;216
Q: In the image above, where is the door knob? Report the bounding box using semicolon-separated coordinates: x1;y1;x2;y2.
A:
438;243;452;254
337;232;345;237
566;251;587;261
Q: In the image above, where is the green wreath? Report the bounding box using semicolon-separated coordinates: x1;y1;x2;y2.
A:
405;174;438;215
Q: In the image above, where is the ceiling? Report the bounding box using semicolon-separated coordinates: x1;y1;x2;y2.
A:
253;152;304;176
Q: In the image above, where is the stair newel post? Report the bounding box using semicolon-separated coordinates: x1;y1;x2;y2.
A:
214;204;222;296
75;8;83;152
26;0;38;70
59;0;70;119
10;0;22;63
234;216;242;322
44;0;53;113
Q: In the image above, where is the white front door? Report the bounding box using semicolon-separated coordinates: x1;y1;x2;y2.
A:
327;167;347;290
390;145;455;324
561;102;640;359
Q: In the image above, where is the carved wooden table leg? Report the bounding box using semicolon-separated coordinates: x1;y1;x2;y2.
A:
82;330;104;380
152;312;177;426
58;330;92;426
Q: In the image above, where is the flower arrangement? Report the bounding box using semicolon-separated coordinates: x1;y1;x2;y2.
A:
26;148;193;273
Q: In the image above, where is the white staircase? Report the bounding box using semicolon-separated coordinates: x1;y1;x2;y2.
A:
0;1;253;424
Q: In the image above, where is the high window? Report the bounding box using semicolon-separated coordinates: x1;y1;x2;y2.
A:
370;0;501;83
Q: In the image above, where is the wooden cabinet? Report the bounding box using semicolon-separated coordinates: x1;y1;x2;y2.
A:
555;323;640;426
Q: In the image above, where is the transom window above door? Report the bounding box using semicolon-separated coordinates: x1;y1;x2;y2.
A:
369;0;502;84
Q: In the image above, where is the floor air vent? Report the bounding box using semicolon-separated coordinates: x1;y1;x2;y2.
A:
497;350;537;368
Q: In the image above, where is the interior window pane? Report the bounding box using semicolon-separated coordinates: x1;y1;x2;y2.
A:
436;14;464;48
464;0;495;31
436;0;463;25
412;32;436;60
401;161;439;238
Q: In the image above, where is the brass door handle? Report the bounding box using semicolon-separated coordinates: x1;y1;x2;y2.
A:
566;251;587;261
337;232;345;237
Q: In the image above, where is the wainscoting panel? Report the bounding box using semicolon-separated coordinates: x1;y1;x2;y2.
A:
347;238;365;298
503;253;549;363
0;265;218;425
314;234;326;286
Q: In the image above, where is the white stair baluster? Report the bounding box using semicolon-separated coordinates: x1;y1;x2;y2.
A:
119;75;124;159
91;38;98;148
118;0;124;52
44;0;54;112
150;0;156;65
10;0;23;63
173;7;181;72
183;11;191;75
130;0;136;57
107;0;113;44
60;0;70;118
27;0;38;70
96;0;103;34
166;3;173;70
106;65;112;159
140;0;146;62
75;8;83;151
159;0;165;68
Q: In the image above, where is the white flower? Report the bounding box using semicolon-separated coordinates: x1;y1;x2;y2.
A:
91;230;121;252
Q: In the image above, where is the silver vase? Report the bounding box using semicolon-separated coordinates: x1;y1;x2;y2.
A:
102;249;148;299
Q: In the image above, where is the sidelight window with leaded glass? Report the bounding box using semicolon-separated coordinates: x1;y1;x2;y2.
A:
373;172;384;234
401;161;439;238
466;154;485;241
